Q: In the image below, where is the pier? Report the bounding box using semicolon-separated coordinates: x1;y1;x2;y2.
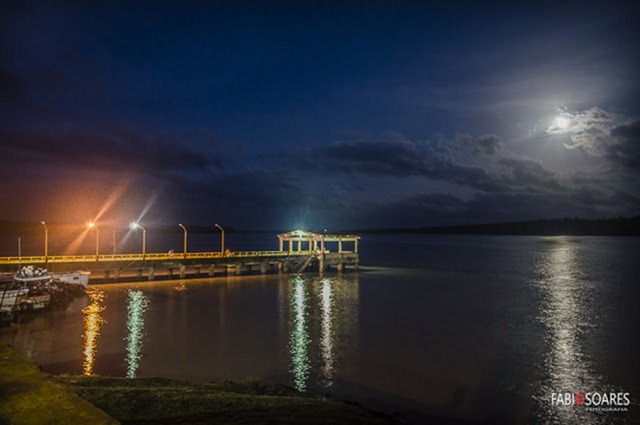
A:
0;231;360;283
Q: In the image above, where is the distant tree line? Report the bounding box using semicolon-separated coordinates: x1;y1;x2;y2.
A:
351;216;640;236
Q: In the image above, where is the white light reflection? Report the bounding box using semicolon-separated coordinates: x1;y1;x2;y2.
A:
535;238;603;425
289;276;310;391
125;289;149;378
320;278;334;383
82;289;105;376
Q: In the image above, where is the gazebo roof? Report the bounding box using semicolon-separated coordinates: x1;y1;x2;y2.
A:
277;230;321;239
277;230;360;240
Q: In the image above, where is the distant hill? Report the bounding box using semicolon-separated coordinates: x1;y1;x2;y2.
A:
352;216;640;236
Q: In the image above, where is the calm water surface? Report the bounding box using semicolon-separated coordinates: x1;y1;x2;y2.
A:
1;235;639;424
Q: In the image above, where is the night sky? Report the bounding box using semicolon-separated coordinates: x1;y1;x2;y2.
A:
1;1;639;230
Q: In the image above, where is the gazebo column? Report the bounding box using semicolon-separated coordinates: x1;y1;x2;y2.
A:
279;237;283;252
355;238;358;253
338;238;343;253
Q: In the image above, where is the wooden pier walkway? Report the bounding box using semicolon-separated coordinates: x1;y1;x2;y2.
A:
0;231;360;283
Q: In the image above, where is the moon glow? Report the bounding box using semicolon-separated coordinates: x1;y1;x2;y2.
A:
553;116;570;129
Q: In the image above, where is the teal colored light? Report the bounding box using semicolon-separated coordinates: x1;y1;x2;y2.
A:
320;278;334;381
125;289;149;378
289;276;310;392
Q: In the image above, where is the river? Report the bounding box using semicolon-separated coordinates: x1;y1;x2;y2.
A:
1;234;638;424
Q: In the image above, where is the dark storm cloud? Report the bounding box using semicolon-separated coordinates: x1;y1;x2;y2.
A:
454;133;503;155
325;134;424;178
608;120;640;168
323;134;504;191
497;156;561;189
321;134;561;193
0;126;220;177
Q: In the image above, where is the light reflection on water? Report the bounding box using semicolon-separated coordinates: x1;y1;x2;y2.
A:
82;289;105;376
534;238;609;425
289;275;310;391
125;289;149;378
286;274;359;392
75;274;358;391
320;278;334;384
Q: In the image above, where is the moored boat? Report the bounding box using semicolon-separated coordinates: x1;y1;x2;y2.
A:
53;271;90;288
1;267;89;324
14;266;90;287
14;266;52;284
0;281;29;314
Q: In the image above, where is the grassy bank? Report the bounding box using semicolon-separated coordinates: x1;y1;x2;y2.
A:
1;342;395;424
0;343;116;425
59;375;395;424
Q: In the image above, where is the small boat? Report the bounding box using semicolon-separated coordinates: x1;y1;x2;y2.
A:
14;266;52;284
0;267;89;321
14;266;90;287
53;271;90;288
16;293;51;311
0;280;29;314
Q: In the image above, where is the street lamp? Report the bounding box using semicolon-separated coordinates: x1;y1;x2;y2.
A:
178;224;188;259
88;222;99;260
41;221;48;264
129;222;147;260
215;223;225;255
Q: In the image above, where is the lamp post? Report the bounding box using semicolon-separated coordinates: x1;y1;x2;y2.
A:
179;224;188;259
129;222;147;260
215;223;225;255
113;228;117;255
88;222;100;260
41;221;48;265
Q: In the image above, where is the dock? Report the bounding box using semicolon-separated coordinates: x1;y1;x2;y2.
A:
0;230;360;283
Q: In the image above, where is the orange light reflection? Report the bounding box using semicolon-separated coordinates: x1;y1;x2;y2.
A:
82;290;105;376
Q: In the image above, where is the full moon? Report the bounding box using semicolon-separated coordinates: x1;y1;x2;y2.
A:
553;116;570;129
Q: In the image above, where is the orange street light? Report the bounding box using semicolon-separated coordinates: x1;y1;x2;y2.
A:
41;221;48;264
88;222;100;260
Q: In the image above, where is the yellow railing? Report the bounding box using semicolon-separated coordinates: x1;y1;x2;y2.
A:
0;250;310;265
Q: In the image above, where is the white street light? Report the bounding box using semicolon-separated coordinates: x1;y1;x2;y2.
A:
215;223;225;255
130;222;147;260
179;224;188;259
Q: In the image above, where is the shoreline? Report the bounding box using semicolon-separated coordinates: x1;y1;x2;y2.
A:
0;342;400;424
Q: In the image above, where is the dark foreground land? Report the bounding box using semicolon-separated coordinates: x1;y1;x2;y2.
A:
0;342;395;425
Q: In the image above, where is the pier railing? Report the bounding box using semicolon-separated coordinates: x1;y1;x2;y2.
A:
0;250;322;265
